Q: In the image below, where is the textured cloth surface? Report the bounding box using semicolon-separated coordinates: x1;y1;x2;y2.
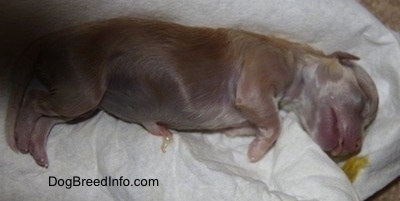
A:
0;0;399;200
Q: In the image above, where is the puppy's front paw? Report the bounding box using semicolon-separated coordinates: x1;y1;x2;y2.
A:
247;128;279;162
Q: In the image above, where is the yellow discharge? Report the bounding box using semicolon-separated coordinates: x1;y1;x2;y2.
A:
341;155;369;182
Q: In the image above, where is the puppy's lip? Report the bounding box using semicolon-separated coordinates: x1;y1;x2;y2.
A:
330;107;351;157
328;107;343;156
330;143;343;156
330;107;340;134
314;105;341;154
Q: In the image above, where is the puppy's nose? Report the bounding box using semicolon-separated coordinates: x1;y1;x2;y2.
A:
342;137;362;156
351;137;362;152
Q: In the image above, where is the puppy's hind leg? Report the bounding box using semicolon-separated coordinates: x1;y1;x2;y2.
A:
14;89;61;167
15;89;47;153
29;117;61;167
15;80;106;167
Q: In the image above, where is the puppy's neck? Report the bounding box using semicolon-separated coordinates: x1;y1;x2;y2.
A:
279;52;328;108
228;29;328;103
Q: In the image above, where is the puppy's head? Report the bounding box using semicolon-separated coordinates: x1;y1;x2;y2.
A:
282;51;379;157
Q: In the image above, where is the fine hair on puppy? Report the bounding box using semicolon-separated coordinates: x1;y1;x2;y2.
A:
5;18;379;167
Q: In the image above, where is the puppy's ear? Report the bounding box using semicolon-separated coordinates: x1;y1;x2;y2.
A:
330;51;378;123
316;51;360;81
316;59;344;82
351;64;379;123
329;51;360;66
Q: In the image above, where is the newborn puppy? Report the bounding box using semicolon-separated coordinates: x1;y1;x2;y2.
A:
5;18;379;167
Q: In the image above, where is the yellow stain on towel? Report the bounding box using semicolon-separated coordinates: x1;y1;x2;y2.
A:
341;155;369;182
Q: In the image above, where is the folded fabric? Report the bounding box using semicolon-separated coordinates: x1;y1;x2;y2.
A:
0;0;399;200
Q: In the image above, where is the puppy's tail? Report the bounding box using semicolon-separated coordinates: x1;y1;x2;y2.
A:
5;40;42;152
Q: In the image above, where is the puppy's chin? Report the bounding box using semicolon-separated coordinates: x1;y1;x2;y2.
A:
330;151;361;163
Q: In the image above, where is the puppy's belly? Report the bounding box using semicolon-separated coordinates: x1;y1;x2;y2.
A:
99;88;248;131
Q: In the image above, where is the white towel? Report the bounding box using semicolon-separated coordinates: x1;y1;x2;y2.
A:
1;0;399;200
